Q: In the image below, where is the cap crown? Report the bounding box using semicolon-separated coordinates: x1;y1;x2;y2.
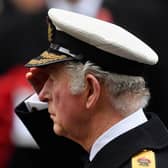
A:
25;8;158;76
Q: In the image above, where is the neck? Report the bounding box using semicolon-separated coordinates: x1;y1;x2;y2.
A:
79;105;124;152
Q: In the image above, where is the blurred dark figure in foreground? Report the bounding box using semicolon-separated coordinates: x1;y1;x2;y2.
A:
0;0;48;74
0;0;48;167
102;0;168;127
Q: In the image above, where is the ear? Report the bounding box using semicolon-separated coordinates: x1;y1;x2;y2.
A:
85;74;101;109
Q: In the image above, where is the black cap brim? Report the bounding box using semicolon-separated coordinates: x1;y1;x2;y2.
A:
25;50;76;68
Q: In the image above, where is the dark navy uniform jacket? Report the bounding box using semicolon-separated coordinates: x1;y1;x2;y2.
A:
15;100;168;168
87;112;168;168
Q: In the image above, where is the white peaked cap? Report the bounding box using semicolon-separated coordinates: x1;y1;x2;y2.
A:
48;8;158;65
26;8;159;76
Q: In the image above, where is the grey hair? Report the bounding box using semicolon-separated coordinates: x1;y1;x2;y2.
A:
64;61;150;115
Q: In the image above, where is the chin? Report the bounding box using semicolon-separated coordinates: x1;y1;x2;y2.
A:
53;124;65;136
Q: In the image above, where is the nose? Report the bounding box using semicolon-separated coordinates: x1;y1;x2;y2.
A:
38;79;50;102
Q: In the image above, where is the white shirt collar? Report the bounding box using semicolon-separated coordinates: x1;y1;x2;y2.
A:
89;108;148;161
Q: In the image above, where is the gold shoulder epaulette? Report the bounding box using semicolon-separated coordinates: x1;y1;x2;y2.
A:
132;150;156;168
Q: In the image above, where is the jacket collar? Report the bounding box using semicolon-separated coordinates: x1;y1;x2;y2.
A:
89;112;168;168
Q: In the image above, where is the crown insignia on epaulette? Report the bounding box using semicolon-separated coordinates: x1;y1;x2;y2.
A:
132;150;156;168
137;157;151;166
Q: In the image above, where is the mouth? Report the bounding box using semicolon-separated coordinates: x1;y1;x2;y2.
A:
48;107;56;119
50;115;55;122
50;113;55;116
49;113;56;120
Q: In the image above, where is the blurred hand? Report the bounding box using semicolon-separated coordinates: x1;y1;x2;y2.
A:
26;67;49;94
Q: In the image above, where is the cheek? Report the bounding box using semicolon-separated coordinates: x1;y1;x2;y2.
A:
61;95;87;124
50;85;72;114
50;82;87;124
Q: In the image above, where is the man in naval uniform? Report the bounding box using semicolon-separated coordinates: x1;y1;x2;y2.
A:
15;8;168;168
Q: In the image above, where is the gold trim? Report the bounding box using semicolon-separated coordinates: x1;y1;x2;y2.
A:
40;51;67;59
48;21;53;42
27;59;51;65
26;51;68;66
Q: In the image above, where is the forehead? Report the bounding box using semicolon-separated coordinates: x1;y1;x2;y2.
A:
44;63;67;75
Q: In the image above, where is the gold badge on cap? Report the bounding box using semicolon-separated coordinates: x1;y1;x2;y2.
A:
132;150;156;168
47;18;55;43
25;51;68;67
